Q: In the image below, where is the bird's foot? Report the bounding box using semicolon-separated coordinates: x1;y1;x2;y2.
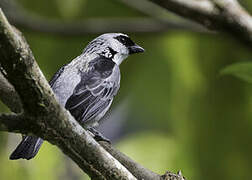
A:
87;127;111;143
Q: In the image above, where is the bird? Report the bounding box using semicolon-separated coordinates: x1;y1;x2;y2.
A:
9;33;144;160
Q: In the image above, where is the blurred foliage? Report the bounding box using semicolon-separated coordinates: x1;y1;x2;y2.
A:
220;62;252;83
1;0;252;180
55;0;87;19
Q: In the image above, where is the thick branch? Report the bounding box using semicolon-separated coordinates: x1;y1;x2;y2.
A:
0;74;172;180
0;8;136;180
0;48;166;180
148;0;252;48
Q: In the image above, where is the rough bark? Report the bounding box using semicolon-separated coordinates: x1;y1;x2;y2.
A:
0;8;184;180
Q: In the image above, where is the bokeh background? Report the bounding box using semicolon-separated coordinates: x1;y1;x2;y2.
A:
1;0;252;180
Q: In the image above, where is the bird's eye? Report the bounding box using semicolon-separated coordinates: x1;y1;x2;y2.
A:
115;35;135;46
119;37;126;44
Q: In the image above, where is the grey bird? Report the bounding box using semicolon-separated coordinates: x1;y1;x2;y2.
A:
9;33;144;160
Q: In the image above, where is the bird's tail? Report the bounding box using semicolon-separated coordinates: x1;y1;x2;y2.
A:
9;136;43;160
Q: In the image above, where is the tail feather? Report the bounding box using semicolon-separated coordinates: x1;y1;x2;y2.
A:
10;136;43;160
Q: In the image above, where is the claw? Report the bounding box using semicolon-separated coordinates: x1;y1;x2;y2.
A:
87;127;111;143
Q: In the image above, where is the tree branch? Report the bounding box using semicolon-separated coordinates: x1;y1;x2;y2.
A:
0;70;22;113
100;141;161;180
0;8;136;180
0;72;170;180
10;17;208;35
0;49;170;180
148;0;252;48
0;113;26;133
0;7;185;180
118;0;209;33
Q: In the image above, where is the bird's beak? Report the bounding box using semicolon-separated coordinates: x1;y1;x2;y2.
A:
128;44;145;54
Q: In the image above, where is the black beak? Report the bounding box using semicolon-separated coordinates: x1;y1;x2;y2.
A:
128;44;145;54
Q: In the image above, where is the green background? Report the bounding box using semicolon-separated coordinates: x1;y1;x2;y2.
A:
1;0;252;179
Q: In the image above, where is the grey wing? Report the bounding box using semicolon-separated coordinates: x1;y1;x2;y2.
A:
65;64;120;125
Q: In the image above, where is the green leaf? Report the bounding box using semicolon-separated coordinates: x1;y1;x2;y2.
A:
220;62;252;83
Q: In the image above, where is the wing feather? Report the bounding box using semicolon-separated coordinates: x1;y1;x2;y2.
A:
65;56;120;124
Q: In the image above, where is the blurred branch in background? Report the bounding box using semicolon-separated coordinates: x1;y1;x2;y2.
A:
0;0;209;35
148;0;252;49
1;0;251;45
118;0;209;32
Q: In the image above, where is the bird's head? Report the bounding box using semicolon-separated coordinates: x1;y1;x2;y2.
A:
83;33;144;65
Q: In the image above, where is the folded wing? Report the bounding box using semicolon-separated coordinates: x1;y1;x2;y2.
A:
65;57;120;124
